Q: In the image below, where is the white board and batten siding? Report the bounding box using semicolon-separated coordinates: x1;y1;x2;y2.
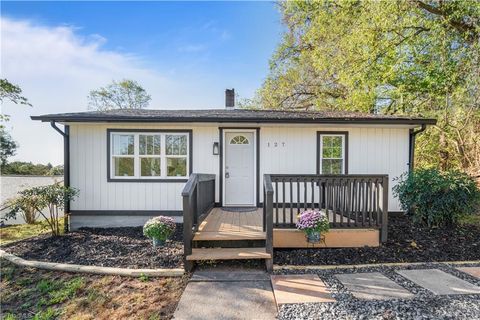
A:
68;123;409;229
259;126;409;211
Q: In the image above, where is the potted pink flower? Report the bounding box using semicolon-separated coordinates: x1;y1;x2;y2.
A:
296;209;329;243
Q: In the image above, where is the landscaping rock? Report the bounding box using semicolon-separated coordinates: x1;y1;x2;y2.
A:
276;263;480;320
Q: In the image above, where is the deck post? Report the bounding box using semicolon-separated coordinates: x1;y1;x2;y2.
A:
182;192;194;272
264;174;274;272
381;175;389;242
182;174;199;272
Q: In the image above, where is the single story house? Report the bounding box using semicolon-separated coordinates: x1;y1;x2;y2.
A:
32;89;436;271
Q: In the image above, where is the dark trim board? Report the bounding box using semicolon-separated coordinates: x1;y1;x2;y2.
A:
64;125;70;212
316;131;349;174
408;124;426;172
50;121;70;232
106;129;193;183
70;210;183;216
219;127;261;207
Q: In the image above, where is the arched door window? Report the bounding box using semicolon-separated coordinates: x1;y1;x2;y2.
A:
229;135;250;145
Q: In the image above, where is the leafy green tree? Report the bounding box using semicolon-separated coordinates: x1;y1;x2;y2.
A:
255;0;480;176
0;128;17;167
1;161;64;176
88;79;151;111
0;79;31;166
0;79;31;107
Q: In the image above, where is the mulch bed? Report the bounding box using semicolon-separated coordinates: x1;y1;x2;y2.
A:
274;215;480;265
2;224;183;269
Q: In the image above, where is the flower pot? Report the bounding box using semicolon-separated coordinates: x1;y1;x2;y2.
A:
152;238;166;248
306;230;321;243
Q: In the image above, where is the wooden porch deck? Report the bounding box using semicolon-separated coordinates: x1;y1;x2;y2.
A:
193;207;266;241
193;207;354;241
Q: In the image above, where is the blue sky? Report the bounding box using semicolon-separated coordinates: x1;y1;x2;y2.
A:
1;1;282;164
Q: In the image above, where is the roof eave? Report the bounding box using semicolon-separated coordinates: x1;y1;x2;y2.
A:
31;115;437;125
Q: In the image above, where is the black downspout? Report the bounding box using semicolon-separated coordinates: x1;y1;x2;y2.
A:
50;121;70;233
408;124;426;173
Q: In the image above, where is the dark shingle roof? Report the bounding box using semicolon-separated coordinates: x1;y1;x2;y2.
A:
31;108;436;125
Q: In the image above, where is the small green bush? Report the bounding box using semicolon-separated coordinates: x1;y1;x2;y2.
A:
393;169;480;227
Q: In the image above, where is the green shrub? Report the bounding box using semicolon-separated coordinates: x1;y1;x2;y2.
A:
393;169;480;227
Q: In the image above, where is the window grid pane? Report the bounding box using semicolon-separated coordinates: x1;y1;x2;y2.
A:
140;135;161;155
113;134;134;155
140;157;161;176
113;157;134;176
166;135;187;155
167;157;187;177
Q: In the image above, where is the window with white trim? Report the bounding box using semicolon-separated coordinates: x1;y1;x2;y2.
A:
319;134;345;174
110;131;189;179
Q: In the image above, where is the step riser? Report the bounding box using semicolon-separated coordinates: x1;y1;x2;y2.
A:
186;247;272;261
194;240;266;248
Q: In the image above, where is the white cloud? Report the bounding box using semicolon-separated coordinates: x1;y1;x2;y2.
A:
0;17;222;165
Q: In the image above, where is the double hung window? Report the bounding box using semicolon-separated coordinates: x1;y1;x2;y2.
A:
109;131;189;180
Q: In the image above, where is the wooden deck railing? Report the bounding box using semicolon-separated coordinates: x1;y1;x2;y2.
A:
263;175;274;271
182;173;216;271
263;174;389;242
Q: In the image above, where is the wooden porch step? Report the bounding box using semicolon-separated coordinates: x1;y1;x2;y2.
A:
186;248;271;261
193;231;266;241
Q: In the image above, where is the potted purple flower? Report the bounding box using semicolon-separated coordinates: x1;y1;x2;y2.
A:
296;209;329;243
143;216;176;248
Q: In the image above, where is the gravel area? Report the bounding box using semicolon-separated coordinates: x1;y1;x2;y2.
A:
275;215;480;265
2;224;183;269
278;295;480;320
276;263;480;320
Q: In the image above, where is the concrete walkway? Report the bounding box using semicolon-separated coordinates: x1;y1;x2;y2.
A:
174;269;277;320
174;265;480;319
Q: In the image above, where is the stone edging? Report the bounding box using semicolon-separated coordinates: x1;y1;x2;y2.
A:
274;260;480;271
0;250;184;277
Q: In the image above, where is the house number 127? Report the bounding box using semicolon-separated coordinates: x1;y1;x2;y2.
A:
267;142;286;147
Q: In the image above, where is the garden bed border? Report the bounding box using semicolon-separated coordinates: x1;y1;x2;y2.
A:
0;250;184;277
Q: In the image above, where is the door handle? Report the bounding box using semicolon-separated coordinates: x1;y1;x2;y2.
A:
225;172;230;178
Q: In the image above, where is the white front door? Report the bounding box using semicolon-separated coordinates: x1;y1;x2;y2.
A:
224;131;255;206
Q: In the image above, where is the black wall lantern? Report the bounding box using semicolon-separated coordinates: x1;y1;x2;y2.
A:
213;142;219;155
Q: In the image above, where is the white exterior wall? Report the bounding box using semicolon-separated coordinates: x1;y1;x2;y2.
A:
69;123;410;215
259;126;409;211
70;123;219;212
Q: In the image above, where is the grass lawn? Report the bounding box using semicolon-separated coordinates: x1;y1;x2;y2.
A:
0;260;188;320
0;220;65;245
